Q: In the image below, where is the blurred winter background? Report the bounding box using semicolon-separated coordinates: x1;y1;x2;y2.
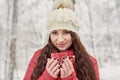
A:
0;0;120;80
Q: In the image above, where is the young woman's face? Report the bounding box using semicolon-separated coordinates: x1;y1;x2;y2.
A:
50;29;72;51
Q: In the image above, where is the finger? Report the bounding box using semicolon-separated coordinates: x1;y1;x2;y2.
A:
49;58;59;71
46;58;56;68
66;57;73;69
60;68;64;78
61;61;67;73
62;57;69;70
52;63;60;74
53;68;60;77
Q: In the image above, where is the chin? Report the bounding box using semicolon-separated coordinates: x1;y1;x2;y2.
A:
58;48;67;51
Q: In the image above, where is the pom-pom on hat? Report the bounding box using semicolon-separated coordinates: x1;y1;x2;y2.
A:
46;0;80;33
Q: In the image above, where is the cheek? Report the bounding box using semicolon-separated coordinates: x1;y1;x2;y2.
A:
69;39;72;45
50;35;56;43
65;35;72;44
68;35;72;42
69;36;72;44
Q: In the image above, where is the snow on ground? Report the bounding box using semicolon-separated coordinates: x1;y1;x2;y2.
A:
100;65;120;80
13;66;120;80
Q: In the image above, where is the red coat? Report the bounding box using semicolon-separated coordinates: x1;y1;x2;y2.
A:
23;49;100;80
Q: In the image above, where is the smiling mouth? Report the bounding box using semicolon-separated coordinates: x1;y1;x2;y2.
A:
57;44;66;47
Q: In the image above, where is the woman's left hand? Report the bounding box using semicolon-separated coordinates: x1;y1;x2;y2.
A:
60;56;74;78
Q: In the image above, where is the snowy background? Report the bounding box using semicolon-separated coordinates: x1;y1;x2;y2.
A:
0;0;120;80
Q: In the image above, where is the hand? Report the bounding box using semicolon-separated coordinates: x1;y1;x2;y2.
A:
60;56;74;78
46;58;60;78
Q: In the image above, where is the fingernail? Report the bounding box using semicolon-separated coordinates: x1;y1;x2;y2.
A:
57;58;59;61
58;62;61;65
58;63;61;68
54;58;57;60
64;56;67;58
63;57;65;60
63;56;66;59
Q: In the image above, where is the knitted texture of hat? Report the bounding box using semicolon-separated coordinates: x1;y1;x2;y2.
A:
46;0;80;33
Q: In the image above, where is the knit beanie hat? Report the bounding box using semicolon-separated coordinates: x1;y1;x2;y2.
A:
46;0;80;33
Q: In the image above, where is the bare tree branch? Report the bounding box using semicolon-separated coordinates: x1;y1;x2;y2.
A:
5;0;18;80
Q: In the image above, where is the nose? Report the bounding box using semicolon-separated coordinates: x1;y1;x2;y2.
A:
57;35;65;43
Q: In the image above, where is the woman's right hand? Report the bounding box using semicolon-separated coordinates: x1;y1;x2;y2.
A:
46;58;60;78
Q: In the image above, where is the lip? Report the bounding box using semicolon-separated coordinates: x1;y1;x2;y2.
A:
57;43;66;47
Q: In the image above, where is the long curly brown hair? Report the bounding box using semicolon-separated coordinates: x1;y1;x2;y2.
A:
31;31;96;80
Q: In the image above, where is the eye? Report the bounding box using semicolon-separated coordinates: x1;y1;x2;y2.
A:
64;30;70;34
51;31;57;35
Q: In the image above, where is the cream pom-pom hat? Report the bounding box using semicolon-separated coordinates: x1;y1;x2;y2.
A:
46;0;80;33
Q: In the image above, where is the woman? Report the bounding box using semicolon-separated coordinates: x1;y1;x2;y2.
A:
23;0;100;80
